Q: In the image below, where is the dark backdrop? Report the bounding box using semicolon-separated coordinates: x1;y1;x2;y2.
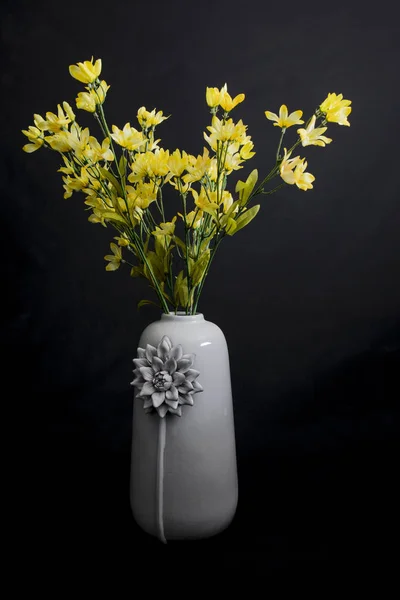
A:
3;0;400;571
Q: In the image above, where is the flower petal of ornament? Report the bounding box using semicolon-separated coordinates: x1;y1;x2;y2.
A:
131;335;203;417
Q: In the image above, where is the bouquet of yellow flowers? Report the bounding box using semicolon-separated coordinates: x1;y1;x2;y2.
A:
22;57;352;314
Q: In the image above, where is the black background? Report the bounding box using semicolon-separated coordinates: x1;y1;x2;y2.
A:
3;0;400;571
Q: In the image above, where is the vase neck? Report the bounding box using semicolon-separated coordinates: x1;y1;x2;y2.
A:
161;312;205;323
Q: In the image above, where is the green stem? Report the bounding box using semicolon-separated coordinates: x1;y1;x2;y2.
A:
130;229;170;313
276;128;286;162
192;233;224;314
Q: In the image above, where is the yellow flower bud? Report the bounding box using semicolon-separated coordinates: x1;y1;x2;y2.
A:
76;91;96;113
206;87;220;108
69;57;102;84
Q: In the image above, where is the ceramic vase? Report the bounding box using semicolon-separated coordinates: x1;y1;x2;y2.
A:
130;312;238;542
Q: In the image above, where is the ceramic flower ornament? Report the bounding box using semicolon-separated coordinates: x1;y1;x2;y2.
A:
131;335;203;417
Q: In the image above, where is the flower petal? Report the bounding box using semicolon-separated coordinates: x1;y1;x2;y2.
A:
178;380;194;393
165;357;177;374
145;344;157;363
173;372;185;385
152;391;165;408
168;406;182;416
169;345;183;361
161;335;173;350
179;394;194;406
185;368;200;382
133;358;148;368
192;380;203;392
166;386;178;401
140;366;154;381
177;358;193;373
165;399;179;409
130;377;143;388
140;381;156;396
157;404;169;418
143;398;153;409
157;337;170;360
137;347;146;359
152;356;164;372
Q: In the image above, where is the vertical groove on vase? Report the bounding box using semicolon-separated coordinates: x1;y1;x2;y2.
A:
156;416;167;544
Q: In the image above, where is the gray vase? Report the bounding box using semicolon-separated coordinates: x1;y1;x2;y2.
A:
130;312;238;542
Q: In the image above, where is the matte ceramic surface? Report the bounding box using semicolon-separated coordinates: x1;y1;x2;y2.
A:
130;312;238;541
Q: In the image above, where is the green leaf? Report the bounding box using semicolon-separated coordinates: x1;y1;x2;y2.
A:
154;236;166;260
143;233;150;254
174;270;184;306
173;235;187;253
233;204;260;234
191;250;210;287
99;166;124;197
144;250;164;282
118;155;127;181
102;211;127;224
235;169;258;206
225;217;237;236
225;199;240;220
130;266;144;278
178;277;189;307
137;299;160;310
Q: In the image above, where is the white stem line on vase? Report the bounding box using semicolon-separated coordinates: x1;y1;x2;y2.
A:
156;416;167;544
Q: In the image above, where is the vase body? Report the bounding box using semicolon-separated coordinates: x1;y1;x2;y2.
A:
130;312;238;541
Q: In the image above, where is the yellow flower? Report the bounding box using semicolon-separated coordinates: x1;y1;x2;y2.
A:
280;148;315;190
22;125;44;152
114;235;130;247
62;166;89;198
149;148;170;177
22;139;44;153
126;183;158;209
219;83;245;112
110;123;146;151
191;187;219;216
168;149;189;177
206;87;221;108
58;155;75;175
224;148;244;173
62;101;75;122
240;140;256;160
67;123;91;158
84;137;114;162
207;158;218;182
33;113;47;131
320;93;352;126
44;104;71;132
104;243;122;271
69;57;102;84
294;161;315;191
128;153;150;183
205;116;247;144
92;80;110;105
137;106;169;128
297;115;332;147
152;216;177;237
76;91;96;112
220;191;235;213
265;105;304;128
45;131;73;152
184;148;212;183
179;209;203;229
